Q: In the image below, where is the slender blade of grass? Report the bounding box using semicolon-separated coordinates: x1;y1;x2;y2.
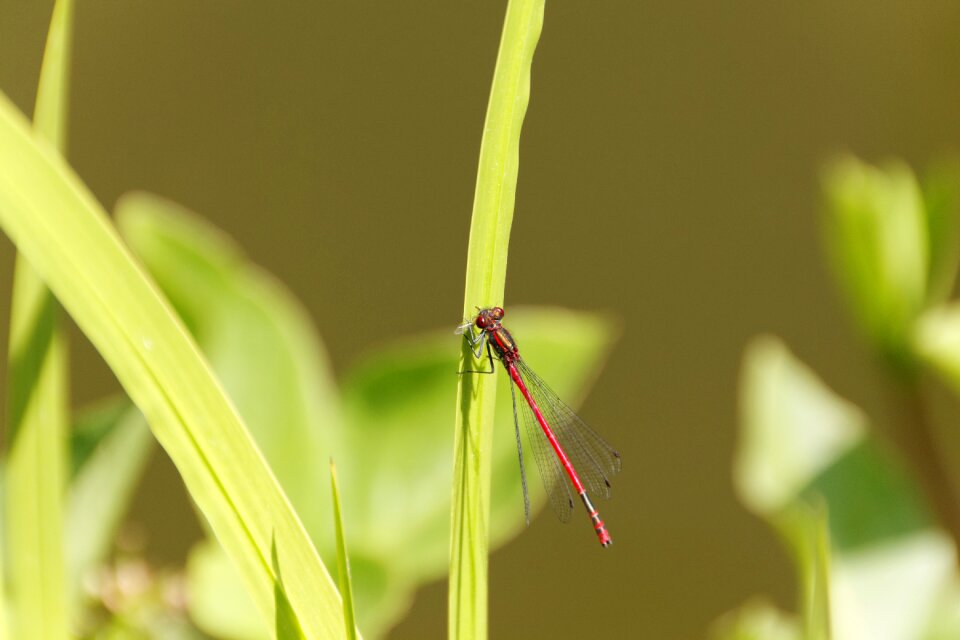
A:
330;460;358;640
449;1;545;638
0;92;348;638
5;1;73;638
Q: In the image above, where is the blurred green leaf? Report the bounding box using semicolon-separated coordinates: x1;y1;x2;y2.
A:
0;92;345;637
736;336;956;640
914;303;960;388
117;192;342;549
822;156;928;362
735;336;866;514
920;160;960;304
712;600;800;640
4;1;74;637
186;540;267;640
66;401;153;614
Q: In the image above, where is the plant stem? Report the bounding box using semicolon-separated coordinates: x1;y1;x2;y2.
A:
889;372;960;550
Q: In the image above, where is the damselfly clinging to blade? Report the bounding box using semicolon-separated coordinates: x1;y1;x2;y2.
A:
457;306;621;547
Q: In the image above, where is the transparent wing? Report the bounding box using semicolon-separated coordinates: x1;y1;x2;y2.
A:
511;368;576;523
514;358;621;514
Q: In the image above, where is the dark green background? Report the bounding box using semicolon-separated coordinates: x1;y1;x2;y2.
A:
2;2;960;638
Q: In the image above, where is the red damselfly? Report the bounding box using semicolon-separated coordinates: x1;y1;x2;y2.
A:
457;307;621;547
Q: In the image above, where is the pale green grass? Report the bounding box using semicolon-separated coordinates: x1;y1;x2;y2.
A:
5;1;73;637
448;0;545;638
330;460;358;640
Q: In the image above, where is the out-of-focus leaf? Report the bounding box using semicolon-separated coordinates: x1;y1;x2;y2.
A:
923;579;960;639
711;599;801;640
736;336;866;514
187;540;267;640
822;156;928;362
921;160;960;304
831;531;954;640
116;192;341;549
736;336;955;640
914;303;960;388
66;401;153;613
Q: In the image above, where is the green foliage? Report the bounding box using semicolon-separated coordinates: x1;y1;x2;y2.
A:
0;91;346;637
0;2;623;638
729;156;960;640
117;194;616;638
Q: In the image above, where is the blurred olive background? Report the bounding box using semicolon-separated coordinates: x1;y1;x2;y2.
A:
3;2;960;638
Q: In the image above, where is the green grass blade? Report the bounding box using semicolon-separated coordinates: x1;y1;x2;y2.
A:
0;93;346;638
4;1;74;638
448;1;544;638
330;460;358;640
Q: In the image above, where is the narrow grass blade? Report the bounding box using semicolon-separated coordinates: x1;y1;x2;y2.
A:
5;1;74;638
0;93;347;638
449;1;545;638
330;460;358;640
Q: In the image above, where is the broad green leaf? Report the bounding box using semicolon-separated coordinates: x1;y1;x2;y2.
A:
330;461;358;640
66;402;153;612
0;92;345;637
450;1;544;637
4;1;74;637
822;156;928;363
736;336;866;514
737;337;955;640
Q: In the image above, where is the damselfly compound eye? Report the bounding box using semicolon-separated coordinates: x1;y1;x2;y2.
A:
476;315;489;328
491;307;505;319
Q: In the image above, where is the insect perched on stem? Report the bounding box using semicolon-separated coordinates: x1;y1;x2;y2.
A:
457;306;621;547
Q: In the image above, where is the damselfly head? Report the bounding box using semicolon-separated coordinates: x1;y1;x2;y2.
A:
475;306;505;329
